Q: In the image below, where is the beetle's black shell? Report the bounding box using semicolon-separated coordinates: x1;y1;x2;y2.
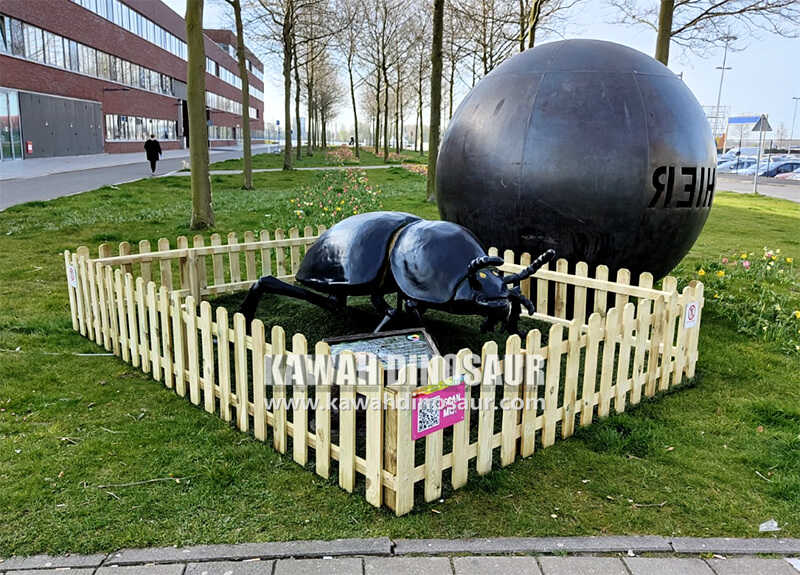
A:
390;220;487;304
295;211;421;293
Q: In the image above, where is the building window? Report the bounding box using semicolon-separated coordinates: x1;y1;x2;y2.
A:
44;31;64;68
23;23;44;62
105;113;177;141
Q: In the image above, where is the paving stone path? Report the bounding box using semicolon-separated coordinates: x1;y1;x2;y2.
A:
3;537;800;574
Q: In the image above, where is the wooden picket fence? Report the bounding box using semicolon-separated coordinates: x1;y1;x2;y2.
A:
63;226;704;516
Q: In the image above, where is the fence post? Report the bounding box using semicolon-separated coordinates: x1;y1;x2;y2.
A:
424;356;444;502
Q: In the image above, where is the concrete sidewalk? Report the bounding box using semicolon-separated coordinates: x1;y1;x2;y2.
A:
3;537;800;574
718;173;800;203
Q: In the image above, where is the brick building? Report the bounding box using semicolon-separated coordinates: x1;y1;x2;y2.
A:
0;0;264;160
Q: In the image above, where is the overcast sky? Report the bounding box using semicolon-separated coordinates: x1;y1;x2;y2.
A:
163;0;799;138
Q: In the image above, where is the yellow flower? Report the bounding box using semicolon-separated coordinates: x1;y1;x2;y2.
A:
740;252;748;259
716;270;725;278
698;269;706;276
713;293;720;299
787;257;794;264
794;310;800;319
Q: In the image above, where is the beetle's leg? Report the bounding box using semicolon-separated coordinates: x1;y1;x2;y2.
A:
406;299;424;326
371;293;398;332
239;275;337;323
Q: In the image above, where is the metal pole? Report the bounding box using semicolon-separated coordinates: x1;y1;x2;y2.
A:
753;123;764;195
790;97;799;154
713;36;735;143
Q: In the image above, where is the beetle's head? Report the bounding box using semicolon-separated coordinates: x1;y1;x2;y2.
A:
453;256;511;316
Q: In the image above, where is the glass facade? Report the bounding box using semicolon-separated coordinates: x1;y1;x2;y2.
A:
105;113;177;141
70;0;187;60
0;89;24;161
0;15;176;98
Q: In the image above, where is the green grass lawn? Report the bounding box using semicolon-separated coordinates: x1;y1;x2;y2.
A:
210;148;428;170
0;169;798;556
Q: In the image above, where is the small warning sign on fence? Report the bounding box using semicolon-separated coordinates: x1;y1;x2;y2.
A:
67;264;78;288
684;301;699;328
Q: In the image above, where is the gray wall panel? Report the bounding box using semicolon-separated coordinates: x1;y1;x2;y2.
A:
19;93;103;158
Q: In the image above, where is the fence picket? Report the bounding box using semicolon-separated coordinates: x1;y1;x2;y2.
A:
244;231;257;281
645;296;666;398
580;313;603;426
660;276;679;391
192;235;207;291
64;251;79;331
630;297;650;405
177;236;189;290
118;241;131;276
365;360;384;507
199;301;215;412
314;341;332;479
105;265;120;356
615;303;636;413
338;351;356;493
594;265;609;314
259;230;272;277
73;253;86;336
536;261;549;315
271;326;287;452
501;335;522;466
686;283;704;378
573;261;589;325
228;233;241;285
252;319;267;440
543;324;564;447
171;291;186;396
210;233;224;287
519;252;532;300
275;229;286;276
424;356;445;502
614;269;631;321
292;333;309;465
562;319;581;438
125;274;139;368
673;286;692;385
114;269;129;362
477;340;498;475
139;240;151;284
158;238;173;291
185;296;200;404
147;281;160;381
393;365;416;515
598;308;619;418
521;330;542;456
159;286;172;388
234;313;249;432
95;262;110;350
216;306;231;421
555;259;568;319
451;348;473;487
135;277;150;372
289;228;301;275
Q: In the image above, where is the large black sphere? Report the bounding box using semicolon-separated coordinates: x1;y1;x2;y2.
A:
436;39;716;279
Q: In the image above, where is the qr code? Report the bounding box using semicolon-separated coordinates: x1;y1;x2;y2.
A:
417;396;441;433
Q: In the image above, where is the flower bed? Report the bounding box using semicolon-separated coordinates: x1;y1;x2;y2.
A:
288;169;382;228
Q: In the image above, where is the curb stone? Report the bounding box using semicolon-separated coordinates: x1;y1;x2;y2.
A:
393;536;672;555
670;538;800;555
0;554;106;571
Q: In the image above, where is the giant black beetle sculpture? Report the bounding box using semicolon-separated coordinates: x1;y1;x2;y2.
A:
239;211;555;333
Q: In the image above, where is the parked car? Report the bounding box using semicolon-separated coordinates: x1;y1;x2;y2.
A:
719;147;760;163
717;157;758;174
775;167;800;180
742;159;800;177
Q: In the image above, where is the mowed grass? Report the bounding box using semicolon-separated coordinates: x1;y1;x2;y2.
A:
0;168;798;556
210;148;428;170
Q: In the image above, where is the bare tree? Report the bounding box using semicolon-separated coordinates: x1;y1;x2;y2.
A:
223;0;253;189
332;0;362;156
426;0;444;201
520;0;582;50
609;0;800;65
186;0;213;228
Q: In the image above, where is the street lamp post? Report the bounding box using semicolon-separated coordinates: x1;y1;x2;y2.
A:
790;96;800;154
713;35;736;149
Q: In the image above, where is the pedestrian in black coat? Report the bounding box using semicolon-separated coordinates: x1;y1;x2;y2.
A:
144;135;162;175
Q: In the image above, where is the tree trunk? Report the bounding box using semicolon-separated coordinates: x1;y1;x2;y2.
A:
655;0;674;65
307;71;313;155
395;67;400;153
519;0;526;52
282;6;293;170
347;56;359;158
527;0;542;49
448;59;455;119
230;0;251;189
375;70;381;154
382;63;389;161
418;66;423;156
294;45;302;161
186;0;213;228
426;0;444;201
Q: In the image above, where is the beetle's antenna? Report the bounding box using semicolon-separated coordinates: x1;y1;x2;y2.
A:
502;249;556;284
467;255;504;278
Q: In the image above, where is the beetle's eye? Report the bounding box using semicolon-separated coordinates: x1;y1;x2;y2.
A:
479;272;487;279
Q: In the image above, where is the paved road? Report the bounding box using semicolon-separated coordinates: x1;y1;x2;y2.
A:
718;173;800;203
0;145;278;211
2;537;800;574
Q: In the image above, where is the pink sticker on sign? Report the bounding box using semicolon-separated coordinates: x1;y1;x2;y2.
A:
412;377;466;440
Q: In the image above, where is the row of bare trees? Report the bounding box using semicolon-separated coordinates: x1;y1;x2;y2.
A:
185;0;800;228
